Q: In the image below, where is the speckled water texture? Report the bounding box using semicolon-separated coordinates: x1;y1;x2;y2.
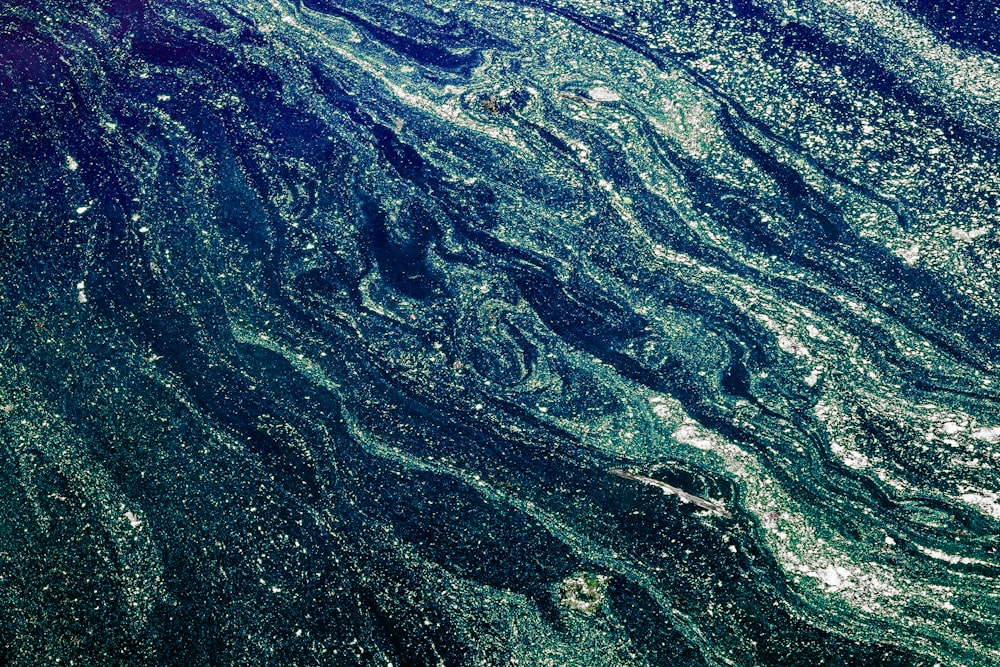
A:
2;0;999;665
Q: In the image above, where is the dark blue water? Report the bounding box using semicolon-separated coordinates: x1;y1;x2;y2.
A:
2;0;999;665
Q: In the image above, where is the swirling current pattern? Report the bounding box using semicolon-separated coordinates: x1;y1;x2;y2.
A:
1;0;999;665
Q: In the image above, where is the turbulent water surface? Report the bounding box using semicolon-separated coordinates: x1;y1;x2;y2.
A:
2;0;1000;665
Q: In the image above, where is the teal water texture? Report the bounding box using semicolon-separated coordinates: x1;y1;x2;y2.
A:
1;0;999;665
